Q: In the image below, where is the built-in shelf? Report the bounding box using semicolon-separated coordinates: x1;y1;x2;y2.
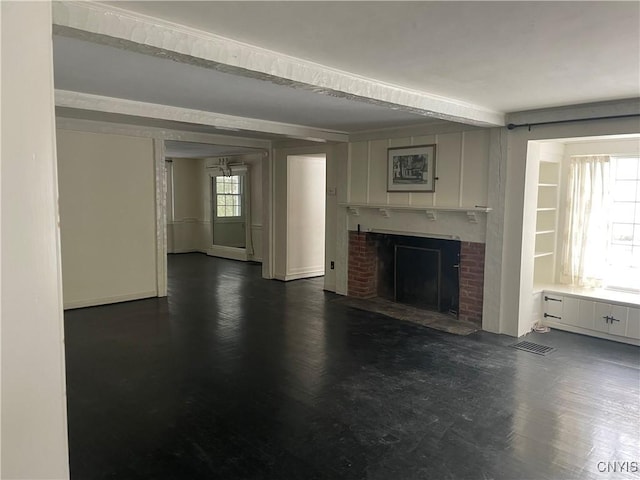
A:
339;203;492;224
534;156;561;288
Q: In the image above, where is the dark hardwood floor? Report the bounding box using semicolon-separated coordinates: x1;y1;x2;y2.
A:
64;254;640;480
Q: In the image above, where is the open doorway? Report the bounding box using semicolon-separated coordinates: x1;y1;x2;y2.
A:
164;140;266;264
282;153;327;281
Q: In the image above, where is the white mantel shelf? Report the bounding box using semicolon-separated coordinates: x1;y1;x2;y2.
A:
339;203;492;223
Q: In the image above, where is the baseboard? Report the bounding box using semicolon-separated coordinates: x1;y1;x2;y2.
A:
280;269;325;281
323;282;337;293
169;248;207;254
207;245;249;262
64;290;158;310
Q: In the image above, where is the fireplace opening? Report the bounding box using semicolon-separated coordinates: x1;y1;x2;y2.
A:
373;234;460;315
395;246;441;310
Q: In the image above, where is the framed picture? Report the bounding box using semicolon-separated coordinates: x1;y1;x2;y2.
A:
387;144;436;192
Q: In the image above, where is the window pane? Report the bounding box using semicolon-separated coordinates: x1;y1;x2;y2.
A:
615;157;640;180
608;244;632;264
611;202;636;224
635;225;640;246
611;223;634;244
614;180;637;202
213;176;243;217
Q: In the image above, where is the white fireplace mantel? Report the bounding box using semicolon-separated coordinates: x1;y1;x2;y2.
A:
340;203;492;224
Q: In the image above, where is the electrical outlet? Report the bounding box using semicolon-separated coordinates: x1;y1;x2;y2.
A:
330;261;335;270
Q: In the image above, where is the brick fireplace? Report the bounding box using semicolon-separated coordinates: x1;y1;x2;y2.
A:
347;231;486;325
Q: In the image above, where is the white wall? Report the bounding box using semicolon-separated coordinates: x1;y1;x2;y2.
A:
1;2;70;478
57;129;158;309
286;155;326;280
248;156;264;261
167;157;206;253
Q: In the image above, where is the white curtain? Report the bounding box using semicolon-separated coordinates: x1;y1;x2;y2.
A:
560;155;611;288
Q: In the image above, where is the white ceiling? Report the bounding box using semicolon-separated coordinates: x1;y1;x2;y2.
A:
103;1;640;113
53;1;639;138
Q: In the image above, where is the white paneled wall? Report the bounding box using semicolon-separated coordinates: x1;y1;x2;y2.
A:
347;130;489;208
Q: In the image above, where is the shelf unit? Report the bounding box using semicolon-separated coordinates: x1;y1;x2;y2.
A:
534;161;560;284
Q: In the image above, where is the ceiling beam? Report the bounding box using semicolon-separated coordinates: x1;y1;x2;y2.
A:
52;1;505;128
55;116;273;151
55;90;349;143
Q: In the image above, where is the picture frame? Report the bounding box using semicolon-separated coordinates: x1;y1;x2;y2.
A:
387;144;436;192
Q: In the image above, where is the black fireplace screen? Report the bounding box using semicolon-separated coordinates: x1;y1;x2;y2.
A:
374;234;460;314
395;246;441;310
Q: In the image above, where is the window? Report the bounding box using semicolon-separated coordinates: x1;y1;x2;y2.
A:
606;156;640;291
214;175;242;218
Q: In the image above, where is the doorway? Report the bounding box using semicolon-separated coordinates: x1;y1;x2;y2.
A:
282;154;327;280
164;140;266;264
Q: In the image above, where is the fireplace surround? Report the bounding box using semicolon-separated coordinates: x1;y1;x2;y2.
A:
348;231;485;324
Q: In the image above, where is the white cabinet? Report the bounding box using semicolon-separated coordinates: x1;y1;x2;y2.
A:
626;307;640;340
593;302;628;336
542;292;640;345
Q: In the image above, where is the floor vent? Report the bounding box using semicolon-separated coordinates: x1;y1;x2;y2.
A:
511;341;555;356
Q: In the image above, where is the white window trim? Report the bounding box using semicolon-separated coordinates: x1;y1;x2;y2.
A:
213;175;244;222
